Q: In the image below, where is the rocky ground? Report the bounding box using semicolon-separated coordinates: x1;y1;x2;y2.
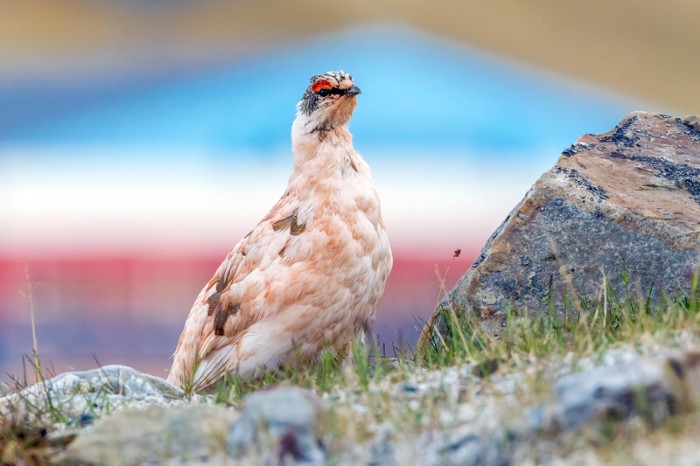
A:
2;328;700;465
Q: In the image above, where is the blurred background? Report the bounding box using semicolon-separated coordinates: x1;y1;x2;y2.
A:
1;0;698;383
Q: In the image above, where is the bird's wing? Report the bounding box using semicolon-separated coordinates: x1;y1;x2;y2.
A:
170;195;307;389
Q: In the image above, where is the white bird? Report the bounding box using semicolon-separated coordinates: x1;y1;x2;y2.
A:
167;71;392;390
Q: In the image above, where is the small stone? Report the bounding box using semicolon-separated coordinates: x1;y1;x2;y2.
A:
439;432;509;466
531;351;700;433
61;404;238;465
684;115;700;132
471;359;500;378
402;384;418;393
369;429;395;466
228;386;326;464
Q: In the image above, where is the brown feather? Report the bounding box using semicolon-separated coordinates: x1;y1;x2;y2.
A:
214;302;240;336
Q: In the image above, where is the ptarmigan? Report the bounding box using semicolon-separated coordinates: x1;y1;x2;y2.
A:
168;71;392;390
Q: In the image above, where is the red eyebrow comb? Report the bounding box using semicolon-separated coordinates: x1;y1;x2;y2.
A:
312;80;332;93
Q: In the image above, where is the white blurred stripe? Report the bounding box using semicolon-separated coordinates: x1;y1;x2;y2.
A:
0;146;554;256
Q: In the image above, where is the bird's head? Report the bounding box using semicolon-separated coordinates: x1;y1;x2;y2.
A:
296;70;361;135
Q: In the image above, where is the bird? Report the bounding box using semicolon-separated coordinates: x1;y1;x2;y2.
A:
167;70;393;391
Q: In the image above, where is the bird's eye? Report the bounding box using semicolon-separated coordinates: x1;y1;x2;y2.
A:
317;88;330;97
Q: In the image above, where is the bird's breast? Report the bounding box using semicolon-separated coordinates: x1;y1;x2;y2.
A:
287;142;392;282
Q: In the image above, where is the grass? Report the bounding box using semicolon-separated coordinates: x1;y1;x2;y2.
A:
2;271;700;464
417;271;700;372
0;413;52;466
0;358;61;466
0;268;54;465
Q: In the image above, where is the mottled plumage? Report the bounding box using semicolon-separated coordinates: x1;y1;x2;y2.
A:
167;71;392;390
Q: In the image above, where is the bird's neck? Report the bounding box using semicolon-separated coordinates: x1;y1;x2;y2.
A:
290;113;354;168
287;113;369;193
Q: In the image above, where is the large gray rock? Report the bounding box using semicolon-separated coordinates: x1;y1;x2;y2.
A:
423;112;700;341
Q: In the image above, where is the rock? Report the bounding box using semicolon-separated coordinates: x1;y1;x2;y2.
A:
438;432;509;466
685;114;700;132
368;429;395;466
61;404;238;465
422;112;700;342
229;386;326;464
59;386;325;465
531;351;700;433
0;365;190;430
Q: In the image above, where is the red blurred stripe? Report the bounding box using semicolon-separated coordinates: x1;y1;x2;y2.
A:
0;249;478;380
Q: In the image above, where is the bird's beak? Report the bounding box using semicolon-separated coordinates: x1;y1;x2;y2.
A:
345;85;361;96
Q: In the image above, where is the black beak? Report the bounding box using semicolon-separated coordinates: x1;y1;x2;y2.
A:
345;85;361;96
